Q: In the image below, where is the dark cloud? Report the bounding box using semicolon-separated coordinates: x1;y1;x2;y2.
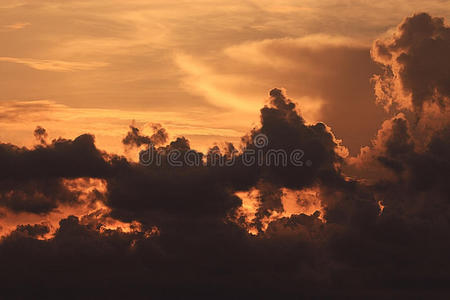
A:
105;88;345;232
0;134;111;213
33;125;48;145
122;123;168;148
249;88;345;189
221;39;389;154
0;134;110;180
372;13;450;112
0;179;80;214
13;223;50;238
341;13;450;297
0;13;450;299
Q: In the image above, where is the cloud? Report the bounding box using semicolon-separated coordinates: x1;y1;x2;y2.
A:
0;100;243;154
0;87;357;298
1;22;30;31
122;123;168;148
0;57;108;72
372;13;450;112
0;12;450;299
0;84;447;298
12;223;50;238
0;131;114;215
347;14;450;246
1;0;449;158
176;35;387;154
33;126;48;145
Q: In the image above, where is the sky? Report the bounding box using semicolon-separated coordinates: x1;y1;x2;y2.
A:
1;0;449;155
1;1;450;298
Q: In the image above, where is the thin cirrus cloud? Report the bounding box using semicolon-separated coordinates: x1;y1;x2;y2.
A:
1;22;30;30
0;0;449;136
0;57;108;72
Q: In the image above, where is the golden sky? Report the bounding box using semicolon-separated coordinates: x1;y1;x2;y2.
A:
1;0;450;154
1;4;450;295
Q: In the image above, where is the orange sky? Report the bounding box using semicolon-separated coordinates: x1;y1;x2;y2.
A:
1;0;450;155
1;5;450;295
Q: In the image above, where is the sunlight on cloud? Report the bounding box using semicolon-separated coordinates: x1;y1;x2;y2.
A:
174;53;263;113
234;187;324;235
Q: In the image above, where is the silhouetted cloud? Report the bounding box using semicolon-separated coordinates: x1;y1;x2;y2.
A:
122;123;168;148
13;223;50;238
372;13;450;112
33;125;48;145
0;12;449;299
0;133;112;214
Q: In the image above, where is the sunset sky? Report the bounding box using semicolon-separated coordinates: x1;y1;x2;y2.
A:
1;0;449;154
1;1;450;298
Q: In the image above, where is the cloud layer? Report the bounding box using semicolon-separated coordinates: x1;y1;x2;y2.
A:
0;12;450;299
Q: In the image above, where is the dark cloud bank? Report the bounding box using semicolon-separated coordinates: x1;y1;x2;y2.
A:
1;13;450;299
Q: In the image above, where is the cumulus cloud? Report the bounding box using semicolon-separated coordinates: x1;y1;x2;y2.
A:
0;86;380;297
177;35;388;155
372;13;450;112
346;15;450;280
0;12;450;299
0;133;112;214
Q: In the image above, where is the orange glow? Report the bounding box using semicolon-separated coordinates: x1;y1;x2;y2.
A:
234;186;324;235
0;178;156;239
234;189;260;235
281;188;325;220
378;200;385;216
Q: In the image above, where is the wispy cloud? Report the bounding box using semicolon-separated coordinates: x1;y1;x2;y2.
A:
0;57;108;72
2;22;30;30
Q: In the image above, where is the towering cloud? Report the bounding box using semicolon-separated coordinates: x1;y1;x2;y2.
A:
372;13;450;112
